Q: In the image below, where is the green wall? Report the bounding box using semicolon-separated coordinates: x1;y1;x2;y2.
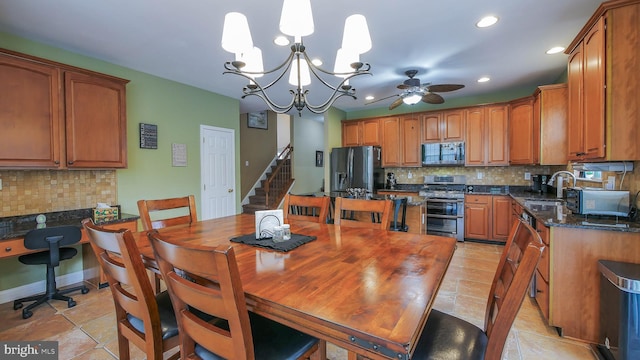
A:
290;116;325;194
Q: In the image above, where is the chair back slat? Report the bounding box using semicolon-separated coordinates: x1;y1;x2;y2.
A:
137;195;197;231
483;218;544;359
283;194;330;223
148;230;255;359
333;197;392;229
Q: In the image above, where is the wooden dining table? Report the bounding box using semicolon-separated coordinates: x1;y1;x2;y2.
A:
133;213;457;360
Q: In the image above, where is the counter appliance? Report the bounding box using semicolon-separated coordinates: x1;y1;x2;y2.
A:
330;146;384;193
565;188;630;217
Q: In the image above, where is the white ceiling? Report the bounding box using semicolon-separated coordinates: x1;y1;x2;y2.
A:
0;0;602;116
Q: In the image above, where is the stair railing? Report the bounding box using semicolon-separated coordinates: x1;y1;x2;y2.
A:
264;144;294;209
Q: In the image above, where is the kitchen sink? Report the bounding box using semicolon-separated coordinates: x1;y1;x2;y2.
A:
523;199;563;212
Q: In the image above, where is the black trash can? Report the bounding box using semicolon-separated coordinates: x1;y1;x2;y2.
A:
598;260;640;360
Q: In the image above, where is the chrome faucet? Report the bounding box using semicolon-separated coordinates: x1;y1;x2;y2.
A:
548;171;577;188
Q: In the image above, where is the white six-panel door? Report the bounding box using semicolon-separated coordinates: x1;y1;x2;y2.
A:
200;125;236;220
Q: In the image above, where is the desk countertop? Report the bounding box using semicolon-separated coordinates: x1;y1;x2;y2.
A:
0;209;139;240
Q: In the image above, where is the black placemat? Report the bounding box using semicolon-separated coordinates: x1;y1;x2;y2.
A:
230;233;316;252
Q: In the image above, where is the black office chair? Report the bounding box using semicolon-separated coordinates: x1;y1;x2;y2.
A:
13;225;89;319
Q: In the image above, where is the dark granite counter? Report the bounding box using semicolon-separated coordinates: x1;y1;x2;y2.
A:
304;191;427;207
0;209;139;240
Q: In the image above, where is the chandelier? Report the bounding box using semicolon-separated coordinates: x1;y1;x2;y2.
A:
222;0;372;115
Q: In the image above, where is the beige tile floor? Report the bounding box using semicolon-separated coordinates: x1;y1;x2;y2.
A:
0;242;597;359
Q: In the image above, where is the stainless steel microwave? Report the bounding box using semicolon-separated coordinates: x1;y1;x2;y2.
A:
565;188;630;217
422;142;465;166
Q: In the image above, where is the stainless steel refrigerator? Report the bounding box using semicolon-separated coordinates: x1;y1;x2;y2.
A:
330;146;384;193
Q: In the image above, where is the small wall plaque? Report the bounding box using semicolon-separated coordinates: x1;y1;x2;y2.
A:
139;123;158;149
172;143;188;166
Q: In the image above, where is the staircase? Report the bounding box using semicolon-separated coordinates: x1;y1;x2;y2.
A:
242;145;294;214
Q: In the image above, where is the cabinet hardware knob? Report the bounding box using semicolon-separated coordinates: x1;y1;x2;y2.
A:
68;161;74;165
54;161;60;164
5;247;11;252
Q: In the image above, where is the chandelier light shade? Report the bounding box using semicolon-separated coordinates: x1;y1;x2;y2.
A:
222;1;372;115
279;0;314;40
342;15;371;55
221;12;253;54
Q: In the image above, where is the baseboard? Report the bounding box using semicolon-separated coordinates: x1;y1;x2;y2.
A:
0;271;85;305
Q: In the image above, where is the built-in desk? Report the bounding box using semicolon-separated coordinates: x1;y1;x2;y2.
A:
1;209;139;288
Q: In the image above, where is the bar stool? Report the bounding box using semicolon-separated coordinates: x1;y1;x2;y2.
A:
389;197;408;232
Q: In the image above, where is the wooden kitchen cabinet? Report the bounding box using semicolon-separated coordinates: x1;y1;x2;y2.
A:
465;104;509;166
464;195;490;240
342;118;381;147
509;97;536;165
0;49;129;169
536;84;568;165
0;52;63;168
491;196;511;242
421;109;465;143
65;71;128;168
380;115;420;167
465;194;509;242
566;1;640;161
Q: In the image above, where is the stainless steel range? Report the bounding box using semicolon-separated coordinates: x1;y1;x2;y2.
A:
419;175;466;242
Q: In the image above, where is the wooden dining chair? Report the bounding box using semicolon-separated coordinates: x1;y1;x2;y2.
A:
412;217;544;360
147;230;324;360
283;193;330;223
333;197;392;229
81;218;180;360
137;195;197;292
137;195;197;231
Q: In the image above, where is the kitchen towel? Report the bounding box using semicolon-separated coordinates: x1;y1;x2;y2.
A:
230;233;316;252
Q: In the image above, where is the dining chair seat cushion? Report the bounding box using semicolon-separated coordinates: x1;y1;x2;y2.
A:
194;311;318;360
412;309;488;360
126;291;179;340
18;247;77;265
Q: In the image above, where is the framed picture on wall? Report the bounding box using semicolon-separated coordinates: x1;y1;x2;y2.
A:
247;111;268;129
315;151;324;167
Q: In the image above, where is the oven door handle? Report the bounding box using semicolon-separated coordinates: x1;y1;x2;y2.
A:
425;214;461;219
425;198;463;203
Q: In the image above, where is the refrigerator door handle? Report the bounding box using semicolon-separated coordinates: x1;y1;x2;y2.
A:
347;148;354;188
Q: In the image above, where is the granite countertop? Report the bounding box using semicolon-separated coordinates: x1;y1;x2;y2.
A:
509;192;640;233
0;209;139;240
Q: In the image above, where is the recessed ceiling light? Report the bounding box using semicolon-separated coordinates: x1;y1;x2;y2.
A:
476;15;499;28
274;35;290;46
546;46;565;54
478;77;491;83
365;95;374;101
311;58;323;66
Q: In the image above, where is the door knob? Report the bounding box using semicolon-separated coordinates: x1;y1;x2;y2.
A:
228;189;234;193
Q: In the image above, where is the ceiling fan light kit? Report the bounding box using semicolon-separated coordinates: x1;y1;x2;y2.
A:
367;69;465;110
222;0;372;115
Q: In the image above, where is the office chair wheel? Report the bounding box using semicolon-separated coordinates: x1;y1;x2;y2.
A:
81;288;89;294
22;310;33;319
67;299;77;308
14;303;23;310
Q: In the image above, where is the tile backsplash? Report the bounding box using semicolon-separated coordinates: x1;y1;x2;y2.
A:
0;170;117;217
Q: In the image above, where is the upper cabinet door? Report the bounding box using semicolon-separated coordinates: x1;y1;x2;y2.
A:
361;119;381;146
581;18;605;159
65;71;128;168
464;107;485;166
441;109;465;142
421;112;442;143
342;121;361;147
509;98;535;165
0;53;63;168
485;105;509;165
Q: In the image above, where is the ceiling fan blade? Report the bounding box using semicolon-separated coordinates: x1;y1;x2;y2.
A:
422;93;444;104
427;84;465;93
389;97;404;110
397;84;410;90
366;94;399;105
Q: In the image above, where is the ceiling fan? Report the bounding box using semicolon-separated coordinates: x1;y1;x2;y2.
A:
368;70;465;110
